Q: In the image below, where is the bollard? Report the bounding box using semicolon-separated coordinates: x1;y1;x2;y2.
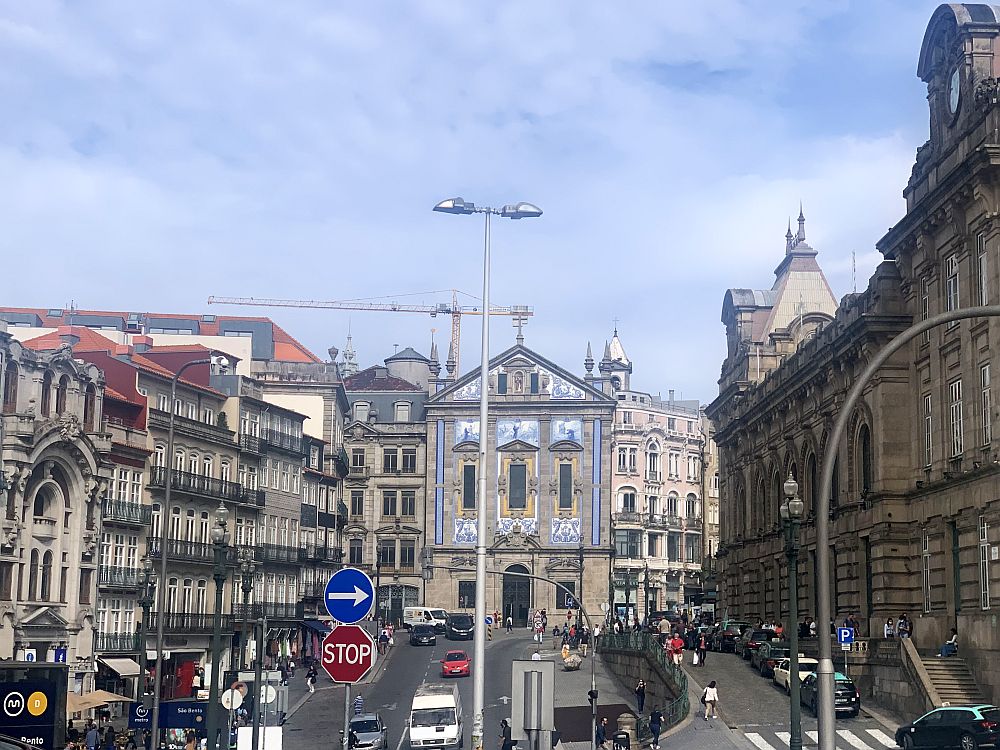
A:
616;713;638;750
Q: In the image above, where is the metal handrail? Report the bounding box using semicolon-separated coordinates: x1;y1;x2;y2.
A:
598;632;689;731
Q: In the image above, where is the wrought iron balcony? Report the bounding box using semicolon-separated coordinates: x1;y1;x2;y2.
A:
257;543;301;564
231;602;304;621
612;511;643;525
148;466;244;502
239;487;266;508
99;565;145;589
298;545;343;564
240;434;262;454
260;429;308;455
148;612;233;633
102;500;152;526
347;465;369;479
94;631;142;653
148;538;220;564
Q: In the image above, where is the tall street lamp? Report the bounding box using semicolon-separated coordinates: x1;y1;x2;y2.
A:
238;548;257;671
643;563;651;625
433;196;542;750
137;556;155;700
577;541;585;631
150;355;222;747
780;474;804;750
206;502;231;750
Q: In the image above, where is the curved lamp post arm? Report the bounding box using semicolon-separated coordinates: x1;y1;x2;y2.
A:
814;304;1000;750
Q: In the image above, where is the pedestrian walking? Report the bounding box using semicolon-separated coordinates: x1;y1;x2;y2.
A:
596;717;609;750
580;627;591;657
702;680;719;720
648;708;663;750
306;665;318;694
696;632;708;667
669;632;684;666
635;680;646;713
353;693;365;715
499;720;514;750
85;724;100;750
506;615;513;634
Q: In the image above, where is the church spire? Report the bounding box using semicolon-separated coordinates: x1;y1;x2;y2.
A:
429;340;441;377
785;218;794;254
796;202;806;243
339;333;359;377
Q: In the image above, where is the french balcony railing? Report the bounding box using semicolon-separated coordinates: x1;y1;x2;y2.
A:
260;429;308;455
300;582;326;600
239;487;266;508
148;466;244;502
99;565;144;589
231;602;304;621
148;612;233;633
148;538;218;564
645;470;662;482
612;511;643;525
94;631;142;653
347;465;369;479
102;500;152;526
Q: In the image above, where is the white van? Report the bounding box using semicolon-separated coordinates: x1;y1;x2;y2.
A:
409;683;463;749
403;607;449;632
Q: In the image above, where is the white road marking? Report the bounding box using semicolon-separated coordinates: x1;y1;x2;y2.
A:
805;730;819;744
775;732;791;745
744;734;775;750
394;727;408;750
839;729;876;750
865;728;896;748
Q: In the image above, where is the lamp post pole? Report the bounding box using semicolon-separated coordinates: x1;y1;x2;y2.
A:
433;196;542;750
643;563;650;626
781;475;803;750
238;549;257;672
150;356;215;749
206;503;231;750
577;542;584;630
375;557;382;627
137;556;155;701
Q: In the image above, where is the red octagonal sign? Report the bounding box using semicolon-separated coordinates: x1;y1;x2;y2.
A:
322;625;377;684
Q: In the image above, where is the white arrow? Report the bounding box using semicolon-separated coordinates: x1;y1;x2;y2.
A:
498;696;510;705
327;585;370;607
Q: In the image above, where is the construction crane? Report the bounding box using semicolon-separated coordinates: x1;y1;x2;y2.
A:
207;290;533;373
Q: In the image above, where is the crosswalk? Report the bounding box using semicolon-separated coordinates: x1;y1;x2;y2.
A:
743;727;897;750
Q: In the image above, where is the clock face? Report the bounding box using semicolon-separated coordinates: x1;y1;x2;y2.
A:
949;66;961;115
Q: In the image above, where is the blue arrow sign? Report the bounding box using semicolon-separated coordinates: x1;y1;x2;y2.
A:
837;627;854;644
484;616;494;626
324;567;375;624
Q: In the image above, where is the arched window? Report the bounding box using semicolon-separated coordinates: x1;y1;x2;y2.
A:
83;384;96;431
2;361;18;414
174;450;185;471
646;441;660;480
153;446;165;467
55;375;70;415
857;424;873;495
202;456;213;479
188;453;199;475
33;489;46;518
807;453;818;518
666;491;679;517
28;549;39;600
40;371;53;416
831;457;841;508
40;551;52;601
686;493;698;518
167;577;178;612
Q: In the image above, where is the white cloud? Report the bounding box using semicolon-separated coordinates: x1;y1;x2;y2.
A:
0;0;940;401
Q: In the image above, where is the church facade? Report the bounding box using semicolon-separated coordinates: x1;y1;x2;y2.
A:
422;343;615;626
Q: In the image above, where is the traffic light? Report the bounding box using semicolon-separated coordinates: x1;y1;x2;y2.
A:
587;689;599;707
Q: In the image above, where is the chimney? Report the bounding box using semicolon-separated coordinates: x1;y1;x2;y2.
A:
133;335;153;353
374;366;389;381
113;344;134;360
668;389;674;404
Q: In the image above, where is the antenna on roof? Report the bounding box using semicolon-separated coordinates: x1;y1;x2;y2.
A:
852;251;857;293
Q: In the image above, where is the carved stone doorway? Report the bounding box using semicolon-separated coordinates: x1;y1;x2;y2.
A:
502;563;532;627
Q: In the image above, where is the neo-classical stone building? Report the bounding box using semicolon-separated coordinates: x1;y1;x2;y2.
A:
0;326;112;687
709;3;1000;704
422;342;615;626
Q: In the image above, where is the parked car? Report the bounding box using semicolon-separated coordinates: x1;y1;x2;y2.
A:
894;704;1000;749
711;623;748;653
799;671;860;717
772;657;819;693
752;641;791;677
348;713;388;750
739;629;776;660
446;613;474;640
409;624;437;646
440;650;472;678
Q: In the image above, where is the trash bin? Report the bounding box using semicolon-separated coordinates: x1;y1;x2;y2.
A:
612;731;630;750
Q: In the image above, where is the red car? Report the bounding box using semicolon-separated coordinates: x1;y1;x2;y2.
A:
440;650;471;677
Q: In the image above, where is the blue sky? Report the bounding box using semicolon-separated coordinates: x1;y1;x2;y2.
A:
1;1;940;402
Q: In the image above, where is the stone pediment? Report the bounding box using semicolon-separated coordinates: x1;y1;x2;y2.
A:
548;439;583;452
347;422;382;439
374;523;422;536
497;439;539;453
453;441;479;452
20;606;69;629
544;557;583;574
344;524;369;535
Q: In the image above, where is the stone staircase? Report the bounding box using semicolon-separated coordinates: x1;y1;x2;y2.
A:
921;656;987;706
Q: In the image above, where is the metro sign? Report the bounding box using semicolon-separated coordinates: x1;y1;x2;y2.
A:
321;625;377;684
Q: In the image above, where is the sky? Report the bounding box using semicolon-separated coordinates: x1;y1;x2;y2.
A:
0;1;942;402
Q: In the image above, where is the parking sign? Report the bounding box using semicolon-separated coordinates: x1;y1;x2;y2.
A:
837;627;854;644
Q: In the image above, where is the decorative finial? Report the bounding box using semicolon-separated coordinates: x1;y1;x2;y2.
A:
785;218;794;253
796;202;806;243
584;342;594;373
445;341;456;376
512;313;528;346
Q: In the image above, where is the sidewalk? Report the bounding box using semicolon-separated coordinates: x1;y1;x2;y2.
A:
285;642;401;720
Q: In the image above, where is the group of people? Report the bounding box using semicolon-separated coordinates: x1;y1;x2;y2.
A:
377;622;396;655
67;721;146;750
881;614;914;639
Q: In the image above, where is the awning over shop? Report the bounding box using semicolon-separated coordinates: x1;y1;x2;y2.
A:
302;619;332;635
99;657;143;677
67;690;134;713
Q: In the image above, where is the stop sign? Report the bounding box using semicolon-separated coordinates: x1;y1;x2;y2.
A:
321;625;377;684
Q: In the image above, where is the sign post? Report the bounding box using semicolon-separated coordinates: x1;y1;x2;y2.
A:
836;628;854;678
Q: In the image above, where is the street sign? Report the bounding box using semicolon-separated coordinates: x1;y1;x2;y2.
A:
321;625;377;684
324;567;375;624
837;627;855;645
564;594;578;609
485;616;494;626
221;689;244;710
